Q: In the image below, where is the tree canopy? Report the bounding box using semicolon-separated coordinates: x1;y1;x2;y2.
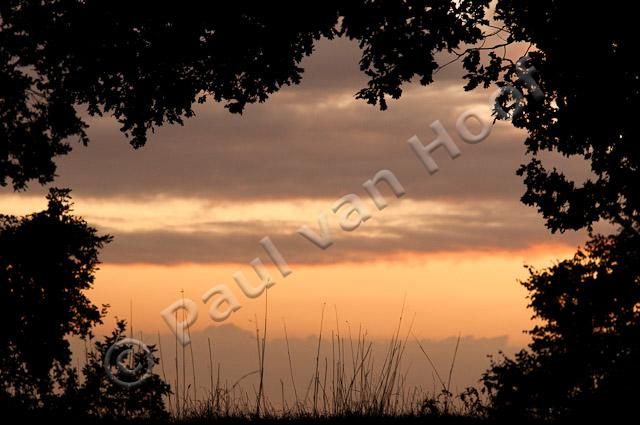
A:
472;2;639;234
483;229;640;421
0;0;487;187
0;188;110;407
0;190;170;418
3;1;637;235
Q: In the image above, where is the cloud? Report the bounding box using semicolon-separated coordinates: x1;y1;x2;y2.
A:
4;38;584;203
94;199;586;265
0;37;594;265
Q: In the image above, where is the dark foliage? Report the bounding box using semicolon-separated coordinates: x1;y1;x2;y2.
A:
73;319;171;420
462;1;639;233
0;188;111;409
2;2;637;232
0;0;488;189
483;230;640;421
458;2;640;420
0;190;169;419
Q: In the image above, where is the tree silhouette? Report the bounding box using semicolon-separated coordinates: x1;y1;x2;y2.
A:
5;1;636;235
483;230;640;421
2;2;637;230
0;0;488;189
74;319;171;420
0;188;111;410
462;2;638;234
454;3;640;420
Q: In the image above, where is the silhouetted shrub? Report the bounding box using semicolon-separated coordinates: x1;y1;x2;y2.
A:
0;188;111;411
75;319;171;420
483;230;640;421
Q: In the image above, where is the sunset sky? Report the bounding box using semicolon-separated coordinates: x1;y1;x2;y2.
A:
0;37;591;347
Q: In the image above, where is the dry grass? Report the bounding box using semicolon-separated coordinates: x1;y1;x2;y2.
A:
158;297;488;422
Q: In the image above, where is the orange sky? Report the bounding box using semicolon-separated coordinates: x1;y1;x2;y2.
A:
1;192;581;346
85;246;574;347
0;37;590;351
